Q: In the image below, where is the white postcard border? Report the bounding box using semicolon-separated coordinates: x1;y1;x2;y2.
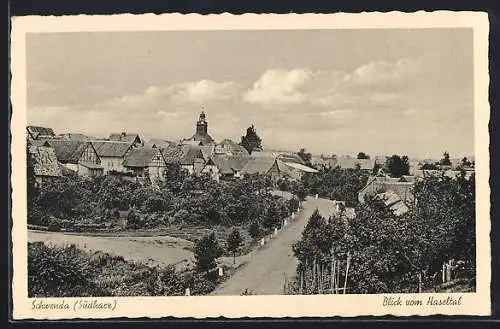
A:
10;11;491;319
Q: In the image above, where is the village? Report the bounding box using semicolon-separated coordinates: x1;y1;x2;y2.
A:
27;110;475;218
26;110;476;297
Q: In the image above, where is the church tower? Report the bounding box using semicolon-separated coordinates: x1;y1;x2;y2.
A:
182;109;215;146
196;111;208;135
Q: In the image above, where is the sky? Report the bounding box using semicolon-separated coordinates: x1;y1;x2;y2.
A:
26;29;474;159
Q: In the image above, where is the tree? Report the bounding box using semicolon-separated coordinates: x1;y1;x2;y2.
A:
248;221;262;240
439;151;452;166
263;202;280;232
461;157;471;168
240;125;262;155
357;152;370;160
194;233;223;277
298;148;313;165
126;208;141;229
227;229;243;264
384;155;410;178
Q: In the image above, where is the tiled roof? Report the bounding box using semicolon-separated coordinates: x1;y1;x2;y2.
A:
123;148;163;168
45;140;89;164
27;126;55;139
146;138;176;149
109;133;142;144
210;154;250;174
240;157;277;175
359;176;414;205
375;191;409;216
280;161;318;173
163;144;205;165
183;131;214;145
215;139;250;156
91;141;132;157
28;145;62;177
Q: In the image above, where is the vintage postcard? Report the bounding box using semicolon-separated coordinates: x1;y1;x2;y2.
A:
10;12;491;319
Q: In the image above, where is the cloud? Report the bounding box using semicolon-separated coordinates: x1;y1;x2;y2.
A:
243;69;314;105
97;79;241;113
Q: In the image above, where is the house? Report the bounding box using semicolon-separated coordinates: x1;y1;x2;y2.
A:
163;144;207;175
109;132;144;147
205;154;251;180
182;111;215;146
44;140;103;177
26;126;55;140
215;139;250;156
311;154;337;168
122;147;167;183
374;190;410;216
28;145;62;186
240;157;281;181
276;160;318;181
91;141;134;173
358;176;414;206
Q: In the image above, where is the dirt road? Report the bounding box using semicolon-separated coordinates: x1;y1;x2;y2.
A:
213;196;335;296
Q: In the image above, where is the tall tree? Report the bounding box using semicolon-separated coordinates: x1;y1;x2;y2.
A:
240;125;262;155
298;148;313;165
194;233;223;276
439;151;452;166
384;155;410;178
227;229;243;264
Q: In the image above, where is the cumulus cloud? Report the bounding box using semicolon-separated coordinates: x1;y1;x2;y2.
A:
243;69;313;105
242;56;439;110
98;79;241;112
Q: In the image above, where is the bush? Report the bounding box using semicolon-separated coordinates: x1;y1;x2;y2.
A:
126;209;141;229
47;218;62;232
28;242;108;297
248;221;262;240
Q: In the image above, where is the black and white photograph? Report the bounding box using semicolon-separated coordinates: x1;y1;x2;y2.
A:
11;12;491;318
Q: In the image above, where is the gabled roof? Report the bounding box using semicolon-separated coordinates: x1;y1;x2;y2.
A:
91;140;132;158
375;191;410;216
198;145;215;161
183;131;215;146
359;176;414;205
28;145;62;177
210;154;250;174
163;144;205;165
240;157;277;175
215;139;250;156
44;140;89;164
27;126;55;139
147;138;176;149
109;133;142;144
280;161;318;173
123;147;164;168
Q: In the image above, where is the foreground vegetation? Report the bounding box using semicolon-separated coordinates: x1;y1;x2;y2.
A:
28;241;222;297
288;172;475;294
28;160;299;246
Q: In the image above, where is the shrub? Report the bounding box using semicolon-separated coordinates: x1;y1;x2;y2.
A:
47;218;62;232
248;221;262;240
28;242;107;297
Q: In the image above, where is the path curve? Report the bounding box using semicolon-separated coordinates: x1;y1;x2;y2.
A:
213;196;335;296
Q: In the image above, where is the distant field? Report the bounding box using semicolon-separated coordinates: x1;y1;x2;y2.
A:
28;229;255;271
28;230;196;270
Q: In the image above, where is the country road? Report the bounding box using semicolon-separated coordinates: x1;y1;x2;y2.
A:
213;196;336;296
